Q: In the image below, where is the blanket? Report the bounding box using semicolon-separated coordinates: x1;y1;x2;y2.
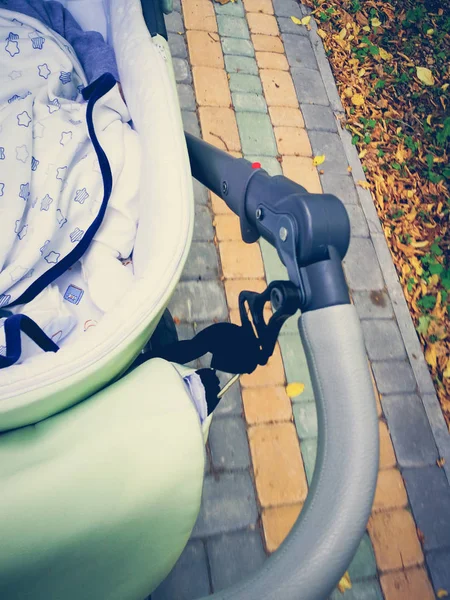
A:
0;9;140;366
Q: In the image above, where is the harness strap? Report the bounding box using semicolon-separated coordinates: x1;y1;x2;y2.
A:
0;314;59;369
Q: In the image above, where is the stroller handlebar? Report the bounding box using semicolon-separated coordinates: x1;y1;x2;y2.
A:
202;303;379;600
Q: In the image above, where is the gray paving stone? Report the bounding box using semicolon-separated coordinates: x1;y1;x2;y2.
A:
421;393;450;485
361;319;406;361
272;0;302;18
229;73;263;94
278;333;314;401
151;540;210;600
291;66;328;106
320;173;359;205
193;178;208;205
343;238;384;291
260;237;288;282
217;15;250;39
192;472;258;537
222;37;255;57
172;0;181;11
277;17;309;35
403;466;450;551
181;241;219;281
164;10;184;33
382;394;439;467
348;533;378;581
177;83;196;111
213;379;243;417
300;437;317;483
300;104;337;132
207;530;266;592
208;417;250;470
346;204;369;238
351;290;394;320
173;57;192;84
168;32;187;58
293;402;318;439
232;92;267;113
426;549;450;595
225;55;258;75
169;280;228;322
371;361;416;395
282;34;318;70
214;0;245;16
236;112;277;156
176;322;195;340
182;112;201;137
193;206;214;241
245;155;282;176
330;580;383;600
308;131;349;174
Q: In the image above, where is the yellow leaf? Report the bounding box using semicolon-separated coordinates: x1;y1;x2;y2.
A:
351;93;365;106
300;15;311;25
379;48;392;61
426;115;433;126
344;87;353;98
358;149;367;158
290;16;302;25
362;25;371;32
410;256;423;276
339;28;347;39
427;28;434;35
313;154;325;166
442;83;449;91
286;382;305;398
407;190;415;198
317;28;327;39
437;590;449;599
416;66;435;86
425;345;437;369
411;240;429;248
337;572;352;593
443;361;450;379
357;180;371;189
358;68;366;77
430;274;440;286
371;17;381;27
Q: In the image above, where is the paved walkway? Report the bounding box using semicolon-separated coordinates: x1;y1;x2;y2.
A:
151;0;450;598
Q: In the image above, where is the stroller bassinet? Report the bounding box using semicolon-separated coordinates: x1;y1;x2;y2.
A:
0;1;379;599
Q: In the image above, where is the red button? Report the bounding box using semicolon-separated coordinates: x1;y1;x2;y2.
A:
251;162;261;169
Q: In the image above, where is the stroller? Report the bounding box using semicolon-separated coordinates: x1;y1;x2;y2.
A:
0;0;379;599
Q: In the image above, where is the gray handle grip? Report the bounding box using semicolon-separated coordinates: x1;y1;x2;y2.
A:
202;304;379;600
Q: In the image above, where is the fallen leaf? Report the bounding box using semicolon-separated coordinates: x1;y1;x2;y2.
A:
362;25;371;32
416;66;435;86
426;115;433;126
437;457;446;468
339;28;347;40
442;83;449;91
290;16;302;25
358;68;366;77
371;17;381;28
425;344;437;369
437;590;449;599
300;15;311;25
379;48;392;61
337;572;352;593
359;149;367;158
317;28;327;40
357;179;371;189
313;154;326;166
443;359;450;379
352;93;365;106
427;28;434;35
286;382;305;398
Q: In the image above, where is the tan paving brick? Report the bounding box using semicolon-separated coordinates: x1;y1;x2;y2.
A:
193;67;231;107
198;107;241;151
262;503;303;552
247;13;279;36
269;106;305;127
248;422;308;506
187;30;223;68
183;0;217;31
274;126;312;156
380;568;435;600
251;33;284;53
368;510;424;572
210;191;235;215
282;155;322;193
219;240;265;279
241;343;285;387
214;213;242;241
224;279;266;309
243;0;274;14
243;386;293;424
260;69;298;107
256;51;289;70
379;420;397;469
373;469;408;512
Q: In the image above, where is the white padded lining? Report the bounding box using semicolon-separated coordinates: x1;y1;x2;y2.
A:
0;0;193;406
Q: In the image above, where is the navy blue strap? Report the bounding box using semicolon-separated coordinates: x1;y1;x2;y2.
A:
0;314;59;369
10;73;117;307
